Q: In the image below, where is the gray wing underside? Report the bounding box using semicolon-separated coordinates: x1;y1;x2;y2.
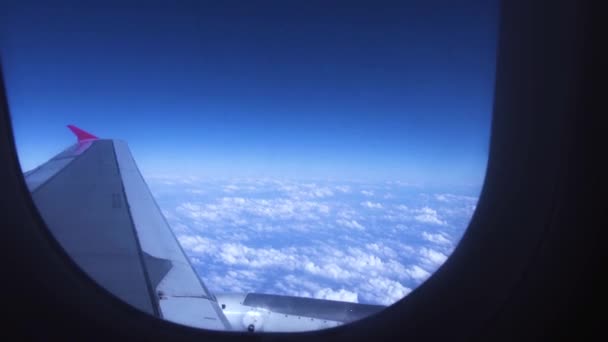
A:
24;139;231;330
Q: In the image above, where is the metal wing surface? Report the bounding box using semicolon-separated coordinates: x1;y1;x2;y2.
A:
23;126;231;330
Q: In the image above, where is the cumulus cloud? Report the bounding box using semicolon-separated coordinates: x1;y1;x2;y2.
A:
169;222;191;234
309;187;334;198
434;193;478;203
422;231;452;245
384;205;448;226
359;277;411;305
218;243;298;269
336;219;365;230
223;184;240;192
277;182;335;199
405;265;431;282
365;243;398;259
275;274;324;298
176;197;331;223
180;236;354;281
186;188;204;194
314;288;358;303
282;274;324;292
414;207;447;226
334;185;351;193
419;247;448;267
361;201;383;209
154;178;475;306
303;261;354;280
336;209;359;220
178;235;216;253
179;231;428;305
147;174;201;185
205;269;261;293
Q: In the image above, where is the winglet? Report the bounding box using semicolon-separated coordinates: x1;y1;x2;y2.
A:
67;125;99;142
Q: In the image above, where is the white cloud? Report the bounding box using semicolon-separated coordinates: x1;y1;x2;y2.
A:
361;201;383;209
314;288;358;303
186;188;204;194
179;232;423;305
390;180;420;187
303;261;353;280
422;231;452;245
176;197;331;223
146;174;201;185
440;204;478;218
434;194;449;202
178;235;216;254
157;179;475;306
336;219;365;230
395;242;416;255
406;265;431;282
434;193;478;203
359;277;411;305
343;247;385;273
277;182;335;199
205;269;261;293
275;275;323;298
169;222;191;234
223;184;240;192
385;205;448;226
282;274;324;292
251;223;286;233
419;247;448;267
218;243;297;269
310;187;334;198
414;207;447;226
179;202;200;212
365;243;397;259
336;209;360;221
334;185;351;193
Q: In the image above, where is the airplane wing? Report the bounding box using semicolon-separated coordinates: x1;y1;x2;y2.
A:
24;125;387;332
24;125;231;330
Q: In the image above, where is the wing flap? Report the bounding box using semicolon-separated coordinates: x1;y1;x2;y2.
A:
113;140;231;329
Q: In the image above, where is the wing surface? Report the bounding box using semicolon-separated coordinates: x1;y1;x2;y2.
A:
24;127;230;330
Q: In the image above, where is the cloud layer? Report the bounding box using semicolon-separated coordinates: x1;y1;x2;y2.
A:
149;178;478;306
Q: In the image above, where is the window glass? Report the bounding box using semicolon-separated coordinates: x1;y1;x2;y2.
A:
2;0;498;332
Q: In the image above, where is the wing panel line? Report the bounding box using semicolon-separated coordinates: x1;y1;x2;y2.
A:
111;141;163;318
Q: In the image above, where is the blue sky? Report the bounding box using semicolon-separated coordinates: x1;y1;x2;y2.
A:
1;0;498;185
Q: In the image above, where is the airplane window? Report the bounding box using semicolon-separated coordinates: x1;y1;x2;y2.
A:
1;0;498;333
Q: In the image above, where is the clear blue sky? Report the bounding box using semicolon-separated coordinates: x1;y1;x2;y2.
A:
1;0;498;185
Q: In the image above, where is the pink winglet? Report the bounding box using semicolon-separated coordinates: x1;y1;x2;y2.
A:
67;125;99;142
